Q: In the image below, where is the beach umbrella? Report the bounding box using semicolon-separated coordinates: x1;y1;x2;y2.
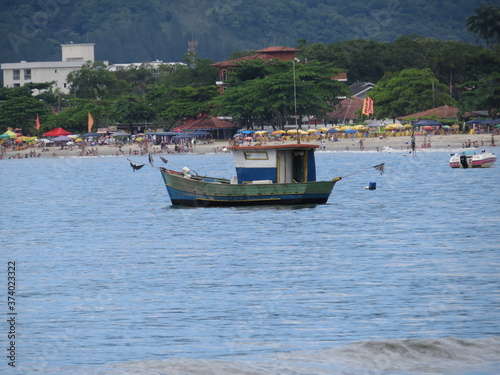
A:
465;118;484;124
3;130;17;139
481;119;500;125
308;129;317;133
0;133;10;139
44;127;72;136
318;127;328;132
345;129;357;134
326;128;338;133
287;129;298;134
81;132;101;138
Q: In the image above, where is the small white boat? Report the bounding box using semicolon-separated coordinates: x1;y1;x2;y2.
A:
449;150;496;168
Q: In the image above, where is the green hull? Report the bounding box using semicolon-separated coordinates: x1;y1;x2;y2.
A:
160;169;339;207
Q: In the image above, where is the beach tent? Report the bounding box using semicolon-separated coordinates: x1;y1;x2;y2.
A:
2;130;18;139
44;127;72;137
51;135;73;142
81;132;101;138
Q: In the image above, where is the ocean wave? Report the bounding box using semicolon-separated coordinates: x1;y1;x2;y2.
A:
39;337;500;375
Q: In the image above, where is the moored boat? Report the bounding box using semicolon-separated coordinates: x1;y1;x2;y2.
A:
160;143;341;207
449;150;496;168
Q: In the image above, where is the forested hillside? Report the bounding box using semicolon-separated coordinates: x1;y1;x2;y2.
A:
0;0;487;64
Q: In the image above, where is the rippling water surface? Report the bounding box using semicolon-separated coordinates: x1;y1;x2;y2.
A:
1;150;499;374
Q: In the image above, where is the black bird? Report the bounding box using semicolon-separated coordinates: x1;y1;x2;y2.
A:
127;159;145;172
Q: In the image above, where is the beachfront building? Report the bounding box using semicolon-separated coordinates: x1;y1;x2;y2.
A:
107;60;186;74
212;46;348;95
212;46;303;94
1;43;95;94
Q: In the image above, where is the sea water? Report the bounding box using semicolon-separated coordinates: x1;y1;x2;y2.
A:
1;150;499;374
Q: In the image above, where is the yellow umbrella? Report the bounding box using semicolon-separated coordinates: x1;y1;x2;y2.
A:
287;129;298;134
308;129;317;133
3;130;17;138
318;127;328;132
299;129;309;134
75;138;83;142
404;124;412;128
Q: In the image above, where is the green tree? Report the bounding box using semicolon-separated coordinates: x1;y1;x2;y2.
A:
370;68;456;120
151;86;218;126
466;4;500;48
67;61;127;99
0;96;51;134
160;54;218;88
42;99;113;134
110;95;156;125
459;72;500;118
211;60;349;129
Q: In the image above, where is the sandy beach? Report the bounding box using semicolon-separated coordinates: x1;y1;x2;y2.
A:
0;133;497;160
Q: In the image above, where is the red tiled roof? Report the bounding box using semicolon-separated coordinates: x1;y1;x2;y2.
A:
328;97;363;121
212;53;276;68
398;105;459;120
331;72;348;81
255;46;300;53
175;116;239;131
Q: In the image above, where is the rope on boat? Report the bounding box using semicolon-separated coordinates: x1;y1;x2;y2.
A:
341;163;385;179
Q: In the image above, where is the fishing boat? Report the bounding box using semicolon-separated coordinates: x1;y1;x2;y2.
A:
159;143;341;207
449;149;496;168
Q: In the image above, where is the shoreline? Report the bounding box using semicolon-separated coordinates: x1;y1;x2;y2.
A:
1;133;497;160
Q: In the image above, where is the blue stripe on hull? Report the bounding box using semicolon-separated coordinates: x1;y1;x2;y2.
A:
166;186;330;207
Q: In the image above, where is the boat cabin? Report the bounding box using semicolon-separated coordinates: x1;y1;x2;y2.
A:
230;144;319;184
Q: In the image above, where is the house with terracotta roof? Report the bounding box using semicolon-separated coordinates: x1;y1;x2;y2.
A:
212;46;348;95
174;114;240;139
398;105;459;121
211;46;300;94
328;97;364;124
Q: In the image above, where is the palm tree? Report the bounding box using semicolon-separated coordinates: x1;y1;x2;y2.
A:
465;4;500;48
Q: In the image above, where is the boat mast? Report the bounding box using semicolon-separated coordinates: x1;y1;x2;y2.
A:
293;59;300;144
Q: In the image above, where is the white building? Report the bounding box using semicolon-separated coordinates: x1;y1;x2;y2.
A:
1;43;95;93
107;60;186;74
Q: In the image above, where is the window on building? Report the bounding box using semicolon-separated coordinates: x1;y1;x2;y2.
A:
24;69;31;80
63;83;67;88
55;69;57;73
13;83;20;87
13;70;20;80
222;69;228;81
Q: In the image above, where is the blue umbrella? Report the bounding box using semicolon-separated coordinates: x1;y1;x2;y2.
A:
326;128;338;133
481;119;500;125
345;129;357;133
465;118;484;124
413;120;443;126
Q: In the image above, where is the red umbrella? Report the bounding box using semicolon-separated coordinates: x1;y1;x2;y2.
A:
44;127;72;137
